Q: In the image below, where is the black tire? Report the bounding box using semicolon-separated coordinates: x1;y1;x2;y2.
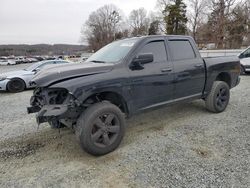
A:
7;78;26;92
75;101;125;156
240;65;245;75
48;120;66;129
205;81;230;113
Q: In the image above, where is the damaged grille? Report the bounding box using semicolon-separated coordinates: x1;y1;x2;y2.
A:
31;87;69;107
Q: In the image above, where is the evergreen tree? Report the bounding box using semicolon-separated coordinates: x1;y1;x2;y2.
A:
148;20;160;35
163;0;188;35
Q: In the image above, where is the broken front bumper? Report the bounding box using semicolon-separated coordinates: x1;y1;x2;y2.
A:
27;105;68;124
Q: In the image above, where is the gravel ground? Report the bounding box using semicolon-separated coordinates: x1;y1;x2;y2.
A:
0;64;249;187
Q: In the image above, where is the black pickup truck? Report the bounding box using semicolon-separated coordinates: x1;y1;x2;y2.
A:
27;35;240;156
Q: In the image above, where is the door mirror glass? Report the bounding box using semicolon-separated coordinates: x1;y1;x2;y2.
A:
32;68;40;74
132;53;153;66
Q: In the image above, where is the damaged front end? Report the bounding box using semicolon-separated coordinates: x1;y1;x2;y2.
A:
27;87;81;125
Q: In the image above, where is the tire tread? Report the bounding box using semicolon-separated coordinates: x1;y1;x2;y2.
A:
205;81;230;113
76;101;125;156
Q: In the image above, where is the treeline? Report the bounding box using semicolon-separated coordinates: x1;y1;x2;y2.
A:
82;0;250;50
0;44;87;56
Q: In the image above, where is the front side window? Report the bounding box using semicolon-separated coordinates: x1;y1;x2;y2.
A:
168;40;196;61
241;48;250;58
138;41;167;63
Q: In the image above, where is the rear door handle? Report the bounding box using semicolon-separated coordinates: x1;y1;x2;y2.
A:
161;68;172;73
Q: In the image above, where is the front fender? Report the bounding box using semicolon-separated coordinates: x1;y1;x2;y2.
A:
51;75;132;113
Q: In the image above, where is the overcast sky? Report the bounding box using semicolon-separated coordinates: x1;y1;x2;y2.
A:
0;0;158;45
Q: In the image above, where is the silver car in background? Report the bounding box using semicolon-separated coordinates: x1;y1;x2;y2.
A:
0;60;70;92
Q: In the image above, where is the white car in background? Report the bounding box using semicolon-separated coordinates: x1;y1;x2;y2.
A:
239;46;250;74
0;60;71;92
0;57;16;65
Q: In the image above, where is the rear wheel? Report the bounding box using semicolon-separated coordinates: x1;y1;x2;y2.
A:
75;101;125;156
205;81;230;113
7;78;26;92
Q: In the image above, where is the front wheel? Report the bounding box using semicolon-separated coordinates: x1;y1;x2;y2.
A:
7;78;26;92
205;81;230;113
76;101;125;156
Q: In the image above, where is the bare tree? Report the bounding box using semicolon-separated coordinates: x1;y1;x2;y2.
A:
188;0;208;41
195;0;250;49
225;1;249;48
156;0;170;14
128;8;150;36
81;4;123;51
156;0;170;33
244;0;250;45
210;0;236;48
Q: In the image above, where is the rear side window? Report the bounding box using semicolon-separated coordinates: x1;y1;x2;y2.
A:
138;41;167;63
168;40;196;61
55;61;67;64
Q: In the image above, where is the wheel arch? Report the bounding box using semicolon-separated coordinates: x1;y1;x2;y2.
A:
82;91;130;116
215;72;232;88
6;77;26;91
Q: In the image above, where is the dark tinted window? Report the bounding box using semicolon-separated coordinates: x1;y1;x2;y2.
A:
138;41;167;63
168;40;196;60
241;48;250;58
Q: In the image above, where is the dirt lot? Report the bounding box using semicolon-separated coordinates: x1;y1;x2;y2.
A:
0;64;249;187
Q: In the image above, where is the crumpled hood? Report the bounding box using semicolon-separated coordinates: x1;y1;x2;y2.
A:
0;70;30;78
32;62;114;87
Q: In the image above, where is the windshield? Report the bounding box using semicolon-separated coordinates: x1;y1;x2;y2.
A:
86;38;139;63
239;47;250;59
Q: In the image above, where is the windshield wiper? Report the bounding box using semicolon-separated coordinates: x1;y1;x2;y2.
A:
89;60;106;63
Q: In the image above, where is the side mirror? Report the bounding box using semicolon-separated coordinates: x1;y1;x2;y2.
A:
130;53;154;70
32;68;40;74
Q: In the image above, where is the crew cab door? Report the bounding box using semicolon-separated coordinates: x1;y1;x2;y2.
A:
128;38;174;111
167;38;206;99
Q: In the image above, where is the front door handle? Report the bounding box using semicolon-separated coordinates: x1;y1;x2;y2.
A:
161;68;172;73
